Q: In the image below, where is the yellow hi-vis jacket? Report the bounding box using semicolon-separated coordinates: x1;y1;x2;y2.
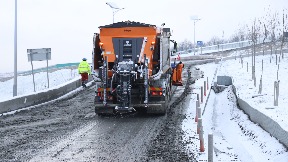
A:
78;61;91;74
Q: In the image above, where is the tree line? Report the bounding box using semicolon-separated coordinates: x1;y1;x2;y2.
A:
177;8;288;52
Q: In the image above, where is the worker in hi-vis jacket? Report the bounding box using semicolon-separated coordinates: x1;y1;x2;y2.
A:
78;58;91;88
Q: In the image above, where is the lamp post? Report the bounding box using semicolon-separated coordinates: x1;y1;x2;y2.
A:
191;16;201;55
106;2;124;23
13;0;18;96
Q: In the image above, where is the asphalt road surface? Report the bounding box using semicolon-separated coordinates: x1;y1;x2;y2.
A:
0;62;203;162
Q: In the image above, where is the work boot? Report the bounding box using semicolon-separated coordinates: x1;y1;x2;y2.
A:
82;82;87;88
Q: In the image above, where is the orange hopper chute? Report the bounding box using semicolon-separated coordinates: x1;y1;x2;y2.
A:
172;62;184;86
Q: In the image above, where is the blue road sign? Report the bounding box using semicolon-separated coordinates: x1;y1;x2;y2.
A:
197;41;203;47
284;32;288;42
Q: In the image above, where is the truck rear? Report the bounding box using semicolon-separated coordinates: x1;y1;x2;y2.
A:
91;21;183;115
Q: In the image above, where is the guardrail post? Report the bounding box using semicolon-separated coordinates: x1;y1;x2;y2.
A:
201;86;203;103
204;81;207;96
274;81;276;106
262;59;263;72
208;133;213;162
274;81;280;106
258;75;262;94
247;62;248;72
270;56;271;63
277;64;280;80
195;100;199;122
207;77;209;90
197;107;202;133
198;118;205;152
277;81;279;106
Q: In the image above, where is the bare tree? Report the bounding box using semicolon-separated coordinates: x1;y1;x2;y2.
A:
262;23;268;56
266;10;280;55
205;36;222;46
229;26;247;43
177;39;193;51
280;9;288;58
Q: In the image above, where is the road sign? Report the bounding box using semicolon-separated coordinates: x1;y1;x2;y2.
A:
27;48;51;62
27;48;51;91
197;41;203;47
284;32;288;42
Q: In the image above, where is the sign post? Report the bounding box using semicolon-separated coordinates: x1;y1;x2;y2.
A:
197;41;203;54
284;32;288;42
27;48;51;91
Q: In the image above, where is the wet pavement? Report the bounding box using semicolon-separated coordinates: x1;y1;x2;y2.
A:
0;63;202;162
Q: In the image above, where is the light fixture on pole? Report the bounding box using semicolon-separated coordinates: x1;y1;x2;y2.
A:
13;0;18;96
106;2;124;23
190;16;201;55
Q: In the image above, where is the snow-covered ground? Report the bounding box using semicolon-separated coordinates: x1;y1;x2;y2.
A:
0;68;79;102
0;50;288;161
182;50;288;161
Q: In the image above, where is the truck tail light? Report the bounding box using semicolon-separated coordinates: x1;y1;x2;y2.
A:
151;91;163;96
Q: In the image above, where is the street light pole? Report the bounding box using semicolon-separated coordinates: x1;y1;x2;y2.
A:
191;16;201;55
113;8;124;23
13;0;17;97
106;2;124;23
194;21;196;55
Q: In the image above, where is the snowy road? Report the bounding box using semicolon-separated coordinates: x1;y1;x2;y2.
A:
0;53;287;162
0;64;202;162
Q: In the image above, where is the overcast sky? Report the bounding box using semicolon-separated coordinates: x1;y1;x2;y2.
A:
0;0;287;73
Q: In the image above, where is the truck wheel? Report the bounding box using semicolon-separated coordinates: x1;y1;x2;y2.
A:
158;94;169;115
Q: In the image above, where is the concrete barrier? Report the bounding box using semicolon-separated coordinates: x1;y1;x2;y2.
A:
211;75;288;148
217;76;232;86
0;78;83;114
234;88;288;148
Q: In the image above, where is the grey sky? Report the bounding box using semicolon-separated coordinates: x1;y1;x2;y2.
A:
0;0;287;72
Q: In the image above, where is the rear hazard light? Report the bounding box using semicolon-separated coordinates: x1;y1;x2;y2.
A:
151;91;163;96
97;92;113;100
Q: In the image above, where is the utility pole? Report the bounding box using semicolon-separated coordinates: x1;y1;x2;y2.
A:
106;2;124;23
13;0;18;97
191;16;201;55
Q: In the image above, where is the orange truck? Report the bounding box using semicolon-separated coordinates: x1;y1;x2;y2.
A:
92;21;184;115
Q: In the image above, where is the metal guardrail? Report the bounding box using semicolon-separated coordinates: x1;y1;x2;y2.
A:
201;40;252;53
195;39;287;55
18;63;80;76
